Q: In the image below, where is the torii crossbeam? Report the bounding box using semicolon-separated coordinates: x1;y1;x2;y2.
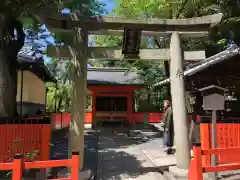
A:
47;46;206;61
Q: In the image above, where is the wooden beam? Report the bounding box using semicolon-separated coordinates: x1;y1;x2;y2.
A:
53;29;209;37
37;12;222;32
89;30;209;38
42;29;209;38
47;46;206;61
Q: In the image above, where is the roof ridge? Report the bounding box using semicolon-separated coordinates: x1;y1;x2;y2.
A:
153;45;240;87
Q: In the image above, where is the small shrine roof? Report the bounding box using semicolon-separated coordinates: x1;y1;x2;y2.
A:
87;67;144;85
154;44;240;87
18;46;56;82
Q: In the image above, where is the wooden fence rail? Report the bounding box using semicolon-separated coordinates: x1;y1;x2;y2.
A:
188;143;240;180
0;152;79;180
0;116;51;163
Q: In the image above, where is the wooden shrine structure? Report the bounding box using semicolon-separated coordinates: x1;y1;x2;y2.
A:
17;46;56;116
87;67;144;125
51;67;166;129
155;45;240;114
155;45;240;92
37;11;222;172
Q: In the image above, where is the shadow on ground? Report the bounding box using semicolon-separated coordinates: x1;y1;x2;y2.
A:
49;127;98;178
96;122;163;149
50;122;165;179
97;122;167;180
99;149;167;180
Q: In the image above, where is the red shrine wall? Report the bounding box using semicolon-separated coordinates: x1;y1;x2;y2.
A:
51;85;199;129
51;112;164;129
51;112;198;129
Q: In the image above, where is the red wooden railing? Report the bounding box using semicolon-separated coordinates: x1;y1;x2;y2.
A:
0;152;79;180
200;121;240;166
0;116;51;162
188;143;240;180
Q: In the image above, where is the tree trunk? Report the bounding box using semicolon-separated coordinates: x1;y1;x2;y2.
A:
0;48;17;117
0;17;19;118
0;15;25;118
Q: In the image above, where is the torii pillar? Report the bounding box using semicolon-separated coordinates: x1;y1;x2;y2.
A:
170;32;190;170
69;28;88;169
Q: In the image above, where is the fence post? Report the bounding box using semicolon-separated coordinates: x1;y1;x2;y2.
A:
200;123;211;166
71;152;79;180
60;112;62;129
12;154;23;180
41;123;51;160
189;142;203;180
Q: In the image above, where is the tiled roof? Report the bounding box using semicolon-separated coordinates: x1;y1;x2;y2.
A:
87;67;143;85
17;46;56;82
154;44;240;87
17;45;43;63
18;47;143;84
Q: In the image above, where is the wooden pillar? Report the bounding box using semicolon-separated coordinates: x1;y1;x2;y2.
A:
170;32;190;170
127;90;133;124
19;69;24;116
92;92;96;127
69;28;88;169
164;61;171;99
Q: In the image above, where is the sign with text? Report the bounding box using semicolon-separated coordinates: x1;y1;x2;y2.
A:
122;27;141;56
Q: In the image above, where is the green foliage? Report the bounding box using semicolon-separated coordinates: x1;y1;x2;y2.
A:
112;0;240;50
54;0;107;44
0;0;58;16
64;0;106;16
46;59;93;112
46;60;72;112
46;82;72;112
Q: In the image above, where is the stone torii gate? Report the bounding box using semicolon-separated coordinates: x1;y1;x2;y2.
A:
38;12;222;173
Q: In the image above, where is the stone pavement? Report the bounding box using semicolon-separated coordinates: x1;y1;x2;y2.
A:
96;125;172;180
139;139;177;168
95;124;240;180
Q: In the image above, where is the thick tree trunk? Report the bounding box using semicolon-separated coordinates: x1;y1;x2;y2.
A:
0;19;17;117
0;15;25;118
0;48;17;117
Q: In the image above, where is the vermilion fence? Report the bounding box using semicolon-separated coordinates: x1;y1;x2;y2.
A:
0;116;51;162
200;117;240;166
51;112;200;129
132;112;163;123
51;112;164;129
188;143;240;180
0;152;79;180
